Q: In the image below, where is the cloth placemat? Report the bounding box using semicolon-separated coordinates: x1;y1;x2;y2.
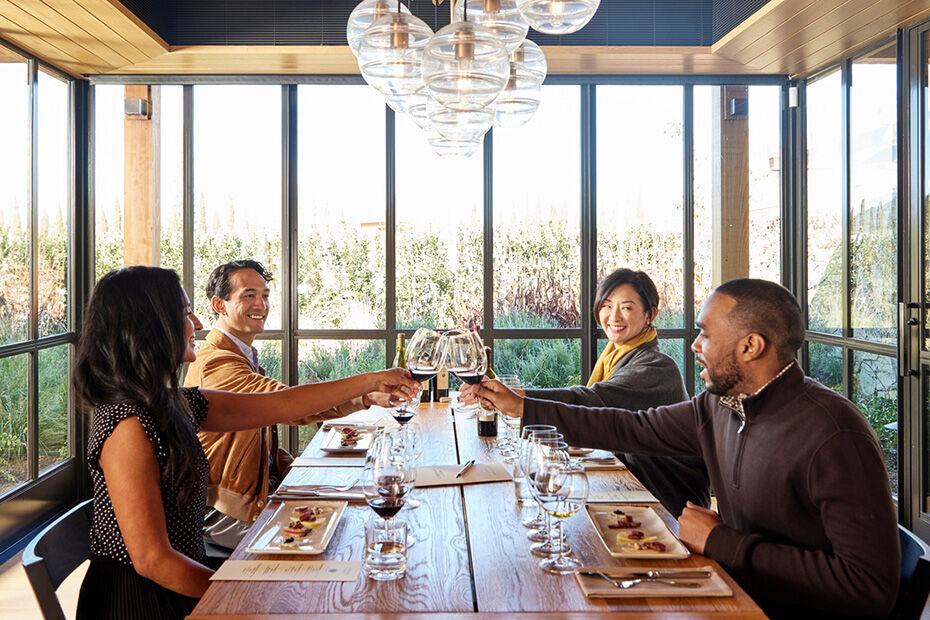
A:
291;456;366;467
587;489;658;503
574;565;732;598
211;560;362;582
415;463;512;487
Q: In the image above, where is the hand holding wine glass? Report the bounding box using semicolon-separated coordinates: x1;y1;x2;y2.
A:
445;329;487;413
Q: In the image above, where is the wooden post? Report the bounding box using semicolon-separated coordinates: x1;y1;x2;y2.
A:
123;84;160;266
711;85;749;287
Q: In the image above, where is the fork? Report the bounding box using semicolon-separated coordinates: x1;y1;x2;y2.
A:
279;479;359;493
590;571;701;589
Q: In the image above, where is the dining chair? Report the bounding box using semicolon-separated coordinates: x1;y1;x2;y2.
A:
896;524;930;619
22;499;93;620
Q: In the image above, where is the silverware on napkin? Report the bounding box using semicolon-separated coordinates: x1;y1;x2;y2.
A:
270;491;365;501
577;571;702;589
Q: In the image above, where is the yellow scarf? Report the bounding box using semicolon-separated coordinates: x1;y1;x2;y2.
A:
587;326;657;386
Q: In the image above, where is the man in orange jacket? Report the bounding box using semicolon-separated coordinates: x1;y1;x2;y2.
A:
184;259;391;549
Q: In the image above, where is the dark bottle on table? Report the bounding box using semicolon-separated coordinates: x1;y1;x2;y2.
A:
477;346;498;437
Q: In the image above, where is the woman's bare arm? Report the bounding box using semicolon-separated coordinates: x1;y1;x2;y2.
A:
99;417;213;598
199;368;418;432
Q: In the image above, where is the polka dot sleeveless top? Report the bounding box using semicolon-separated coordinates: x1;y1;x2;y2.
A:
87;388;210;564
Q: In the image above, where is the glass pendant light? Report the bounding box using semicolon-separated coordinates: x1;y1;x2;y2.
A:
516;0;600;35
453;0;529;53
358;9;434;98
494;41;546;128
347;0;409;57
400;92;432;129
427;130;483;158
422;19;510;112
427;96;495;141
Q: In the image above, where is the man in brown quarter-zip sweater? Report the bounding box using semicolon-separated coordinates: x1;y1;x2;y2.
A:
478;279;899;619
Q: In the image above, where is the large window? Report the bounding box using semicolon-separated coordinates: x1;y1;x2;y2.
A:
90;78;785;454
0;48;75;499
803;42;899;492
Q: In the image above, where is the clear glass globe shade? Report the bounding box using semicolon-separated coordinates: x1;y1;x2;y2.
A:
358;13;434;97
347;0;411;56
386;87;426;115
516;0;600;35
453;0;529;53
494;74;540;128
422;21;510;112
402;92;433;130
427;132;483;158
513;39;547;83
428;96;495;141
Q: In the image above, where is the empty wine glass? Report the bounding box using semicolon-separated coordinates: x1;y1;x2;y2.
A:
536;456;588;574
527;437;571;561
514;424;555;504
445;328;487;413
397;421;423;511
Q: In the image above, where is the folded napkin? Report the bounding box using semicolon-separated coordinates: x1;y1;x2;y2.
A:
574;565;732;599
581;456;626;471
291;456;366;467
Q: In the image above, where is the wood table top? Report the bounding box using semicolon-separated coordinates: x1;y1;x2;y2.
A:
189;403;765;619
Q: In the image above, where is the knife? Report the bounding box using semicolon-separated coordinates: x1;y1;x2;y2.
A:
270;491;365;501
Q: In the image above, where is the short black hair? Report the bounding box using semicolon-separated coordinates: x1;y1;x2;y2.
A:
714;278;805;362
205;260;273;315
593;268;661;320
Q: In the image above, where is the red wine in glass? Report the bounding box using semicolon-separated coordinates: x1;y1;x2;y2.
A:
409;370;437;382
391;411;415;424
455;371;485;385
368;497;405;519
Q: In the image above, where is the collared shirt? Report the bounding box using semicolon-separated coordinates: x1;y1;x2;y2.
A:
215;327;259;371
719;360;796;427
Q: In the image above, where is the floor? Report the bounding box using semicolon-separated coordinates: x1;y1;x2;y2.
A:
0;550;86;619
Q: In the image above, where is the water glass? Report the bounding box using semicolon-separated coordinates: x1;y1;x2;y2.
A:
364;518;408;581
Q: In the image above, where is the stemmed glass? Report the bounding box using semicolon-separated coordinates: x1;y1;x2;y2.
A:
497;374;523;460
397;421;423;511
534;454;589;574
525;435;567;557
445;328;487;413
514;424;556;505
391;328;447;424
362;430;415;532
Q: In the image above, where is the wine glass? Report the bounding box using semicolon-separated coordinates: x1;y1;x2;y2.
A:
497;374;523;460
535;456;588;574
445;328;487;413
514;424;556;504
525;435;566;557
397;421;423;511
362;430;415;532
392;328;447;424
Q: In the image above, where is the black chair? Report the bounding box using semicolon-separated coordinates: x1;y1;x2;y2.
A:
896;524;930;619
22;499;93;620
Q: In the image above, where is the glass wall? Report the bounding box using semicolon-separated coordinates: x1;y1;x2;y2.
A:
90;79;785;454
803;41;899;493
0;46;75;498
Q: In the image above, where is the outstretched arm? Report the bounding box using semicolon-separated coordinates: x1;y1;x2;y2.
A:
200;368;419;432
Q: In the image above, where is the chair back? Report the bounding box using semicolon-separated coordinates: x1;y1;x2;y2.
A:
21;499;93;620
896;524;930;619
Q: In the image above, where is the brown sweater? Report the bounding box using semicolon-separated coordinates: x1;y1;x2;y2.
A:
183;329;363;522
523;362;899;618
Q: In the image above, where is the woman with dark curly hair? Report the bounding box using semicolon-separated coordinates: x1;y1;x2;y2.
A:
462;267;710;516
73;266;417;619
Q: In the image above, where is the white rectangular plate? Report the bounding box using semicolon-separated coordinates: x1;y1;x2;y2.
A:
318;426;374;454
246;500;347;555
585;504;690;560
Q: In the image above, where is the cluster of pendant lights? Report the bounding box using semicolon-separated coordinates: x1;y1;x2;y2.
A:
348;0;600;158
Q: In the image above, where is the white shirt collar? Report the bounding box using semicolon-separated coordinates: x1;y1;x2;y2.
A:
216;327;259;371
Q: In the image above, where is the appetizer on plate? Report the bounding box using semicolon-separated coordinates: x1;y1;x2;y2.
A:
277;505;333;546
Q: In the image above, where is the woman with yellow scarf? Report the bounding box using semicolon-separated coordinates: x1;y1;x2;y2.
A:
464;268;709;516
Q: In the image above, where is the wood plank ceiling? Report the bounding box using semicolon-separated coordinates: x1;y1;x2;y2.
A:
0;0;928;78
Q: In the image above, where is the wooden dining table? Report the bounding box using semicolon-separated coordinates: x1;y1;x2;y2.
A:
188;402;766;619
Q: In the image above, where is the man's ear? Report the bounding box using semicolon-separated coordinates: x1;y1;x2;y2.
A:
210;295;226;317
739;332;768;362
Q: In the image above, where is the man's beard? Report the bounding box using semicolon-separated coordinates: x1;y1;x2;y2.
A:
705;350;744;396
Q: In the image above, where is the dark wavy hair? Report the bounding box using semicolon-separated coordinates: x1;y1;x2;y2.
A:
593;268;661;322
204;259;273;317
73;266;202;515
